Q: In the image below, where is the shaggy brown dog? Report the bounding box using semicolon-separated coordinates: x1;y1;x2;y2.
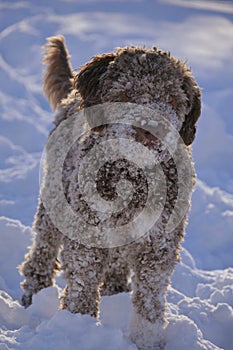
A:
20;36;201;349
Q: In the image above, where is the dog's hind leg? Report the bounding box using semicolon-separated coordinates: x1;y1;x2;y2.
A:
19;201;62;307
101;247;131;296
60;238;107;317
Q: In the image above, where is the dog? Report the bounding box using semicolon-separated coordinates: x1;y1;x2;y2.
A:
20;36;201;349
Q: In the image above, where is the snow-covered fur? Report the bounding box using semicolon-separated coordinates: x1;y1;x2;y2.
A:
20;36;201;349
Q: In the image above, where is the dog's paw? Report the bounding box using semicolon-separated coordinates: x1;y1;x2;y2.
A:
21;292;32;308
129;311;166;350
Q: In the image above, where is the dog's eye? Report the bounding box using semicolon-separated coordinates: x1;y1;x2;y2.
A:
119;91;131;101
169;96;175;104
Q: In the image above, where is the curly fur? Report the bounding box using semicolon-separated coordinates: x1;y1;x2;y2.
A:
19;36;201;349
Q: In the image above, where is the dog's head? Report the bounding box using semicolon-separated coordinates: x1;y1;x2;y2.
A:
74;47;201;146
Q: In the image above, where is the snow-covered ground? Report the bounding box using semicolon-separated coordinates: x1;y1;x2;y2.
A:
0;1;233;349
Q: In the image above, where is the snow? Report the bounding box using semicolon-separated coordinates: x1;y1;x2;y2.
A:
0;0;233;349
1;217;233;349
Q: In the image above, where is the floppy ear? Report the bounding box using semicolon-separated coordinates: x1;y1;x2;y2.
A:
179;75;201;146
74;54;115;108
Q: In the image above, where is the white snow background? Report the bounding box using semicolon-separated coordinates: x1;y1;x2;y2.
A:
0;0;233;349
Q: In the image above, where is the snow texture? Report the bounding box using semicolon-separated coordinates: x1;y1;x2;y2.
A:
0;0;233;349
1;217;233;349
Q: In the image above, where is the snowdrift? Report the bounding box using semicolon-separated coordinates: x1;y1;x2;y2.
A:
0;217;232;350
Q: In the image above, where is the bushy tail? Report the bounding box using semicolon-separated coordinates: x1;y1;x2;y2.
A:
43;36;73;110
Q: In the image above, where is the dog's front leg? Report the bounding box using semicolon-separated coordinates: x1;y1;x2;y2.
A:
128;226;184;350
19;201;62;307
61;238;107;317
